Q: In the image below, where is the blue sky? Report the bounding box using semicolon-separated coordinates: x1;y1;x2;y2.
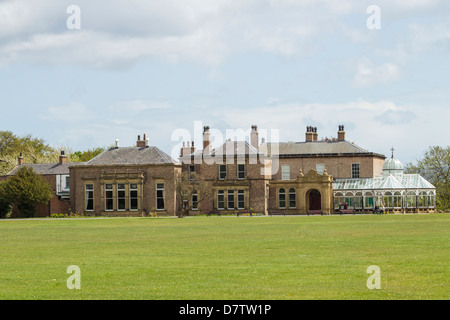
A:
0;0;449;164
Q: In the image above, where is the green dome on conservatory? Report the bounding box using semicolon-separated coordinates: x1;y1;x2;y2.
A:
383;147;404;176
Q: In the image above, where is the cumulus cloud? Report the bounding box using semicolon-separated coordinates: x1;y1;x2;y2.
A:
0;0;448;69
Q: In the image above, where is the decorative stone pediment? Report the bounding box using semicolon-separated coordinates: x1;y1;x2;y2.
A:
297;169;333;183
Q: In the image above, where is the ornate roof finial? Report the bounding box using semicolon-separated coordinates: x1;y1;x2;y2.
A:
391;146;395;159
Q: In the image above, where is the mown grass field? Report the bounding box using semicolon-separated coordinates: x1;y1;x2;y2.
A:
0;214;448;300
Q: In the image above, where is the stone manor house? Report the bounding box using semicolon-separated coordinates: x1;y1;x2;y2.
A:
2;125;436;217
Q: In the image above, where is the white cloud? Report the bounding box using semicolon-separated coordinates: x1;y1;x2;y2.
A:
0;0;363;68
352;57;400;87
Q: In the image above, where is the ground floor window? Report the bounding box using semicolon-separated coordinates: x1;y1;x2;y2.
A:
217;190;225;210
192;191;198;210
237;190;245;209
216;189;246;210
117;183;126;211
227;190;235;210
289;188;296;208
130;183;138;211
156;183;165;210
279;188;286;209
85;184;94;211
105;184;113;211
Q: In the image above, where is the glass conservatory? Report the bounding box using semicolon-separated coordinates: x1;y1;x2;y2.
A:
333;156;436;213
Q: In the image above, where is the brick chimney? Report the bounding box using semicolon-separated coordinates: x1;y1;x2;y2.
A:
338;125;345;141
313;127;318;142
18;153;24;166
250;125;259;150
59;150;67;164
203;126;211;154
305;126;314;142
180;141;196;157
136;134;148;147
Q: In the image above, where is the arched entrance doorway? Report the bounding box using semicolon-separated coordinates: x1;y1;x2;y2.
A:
308;189;321;211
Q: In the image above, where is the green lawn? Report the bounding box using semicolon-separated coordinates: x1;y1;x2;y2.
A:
0;214;448;300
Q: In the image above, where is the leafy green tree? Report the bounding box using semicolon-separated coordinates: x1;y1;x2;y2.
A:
0;181;11;218
1;166;53;218
0;131;52;175
0;130;107;175
73;147;106;162
405;146;450;211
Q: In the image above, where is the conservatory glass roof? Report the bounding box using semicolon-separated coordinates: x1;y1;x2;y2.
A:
333;174;435;191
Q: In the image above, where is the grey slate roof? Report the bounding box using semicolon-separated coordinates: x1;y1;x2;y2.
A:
259;140;383;156
86;146;178;165
7;162;85;176
211;140;259;157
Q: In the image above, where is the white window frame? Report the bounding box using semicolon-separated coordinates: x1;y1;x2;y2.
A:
352;163;360;178
289;188;296;209
105;184;114;211
316;163;325;175
281;165;290;180
227;190;235;210
217;190;225;210
237;164;245;180
219;164;227;180
237;190;245;210
191;190;198;211
117;183;126;211
279;188;286;209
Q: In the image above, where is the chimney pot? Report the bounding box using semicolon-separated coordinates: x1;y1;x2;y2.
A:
59;150;67;164
18;153;24;166
203;126;211;153
250;125;259;150
338;125;346;141
305;126;314;142
313;127;318;141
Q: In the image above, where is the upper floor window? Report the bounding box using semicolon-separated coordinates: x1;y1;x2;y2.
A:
237;164;245;180
188;165;195;180
352;163;360;178
219;164;227;180
281;165;290;180
316;163;325;175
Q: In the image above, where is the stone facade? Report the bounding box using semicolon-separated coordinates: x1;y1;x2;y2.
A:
70;163;181;217
1;125;401;217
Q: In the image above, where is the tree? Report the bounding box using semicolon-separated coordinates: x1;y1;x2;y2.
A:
73;147;106;162
175;171;211;217
1;166;53;218
0;181;11;218
405;146;450;211
0;131;52;175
